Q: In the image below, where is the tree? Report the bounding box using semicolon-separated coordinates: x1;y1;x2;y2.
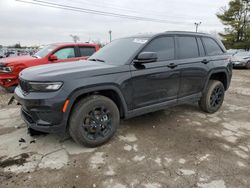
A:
14;43;22;48
217;0;250;50
70;35;80;43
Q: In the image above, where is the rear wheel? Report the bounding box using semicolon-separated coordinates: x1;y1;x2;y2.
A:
199;80;225;113
69;95;120;147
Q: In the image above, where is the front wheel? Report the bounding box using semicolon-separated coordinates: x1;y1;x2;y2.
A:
69;95;120;147
199;80;225;113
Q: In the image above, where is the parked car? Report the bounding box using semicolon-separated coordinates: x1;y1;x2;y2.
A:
227;49;245;56
15;31;232;147
0;51;5;58
0;43;100;92
5;51;17;58
231;51;250;69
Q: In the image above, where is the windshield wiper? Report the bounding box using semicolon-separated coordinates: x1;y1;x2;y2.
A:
88;58;105;62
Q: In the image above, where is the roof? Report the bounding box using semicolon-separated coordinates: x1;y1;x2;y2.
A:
49;42;98;47
129;31;211;39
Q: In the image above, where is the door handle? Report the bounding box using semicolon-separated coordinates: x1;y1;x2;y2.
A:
202;59;210;64
167;63;178;69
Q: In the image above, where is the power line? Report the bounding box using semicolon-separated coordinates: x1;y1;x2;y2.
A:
68;0;188;19
68;0;209;21
16;0;194;25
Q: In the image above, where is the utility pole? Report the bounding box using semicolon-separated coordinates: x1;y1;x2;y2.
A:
194;22;202;32
109;30;112;42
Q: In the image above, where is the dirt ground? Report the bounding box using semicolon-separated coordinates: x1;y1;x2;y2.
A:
0;69;250;188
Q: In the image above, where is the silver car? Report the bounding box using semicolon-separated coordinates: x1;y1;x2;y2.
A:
231;51;250;69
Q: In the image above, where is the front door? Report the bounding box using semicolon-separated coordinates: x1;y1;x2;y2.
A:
130;36;181;109
51;46;80;63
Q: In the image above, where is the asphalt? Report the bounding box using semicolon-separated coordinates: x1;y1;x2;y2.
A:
0;69;250;188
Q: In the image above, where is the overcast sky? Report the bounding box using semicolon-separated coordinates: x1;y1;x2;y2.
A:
0;0;230;46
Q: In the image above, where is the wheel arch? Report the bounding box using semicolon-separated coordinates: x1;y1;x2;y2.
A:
203;69;229;92
64;85;128;130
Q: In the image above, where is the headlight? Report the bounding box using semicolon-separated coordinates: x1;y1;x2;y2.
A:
0;66;12;73
29;82;63;92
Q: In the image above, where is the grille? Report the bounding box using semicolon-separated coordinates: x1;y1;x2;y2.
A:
19;79;30;94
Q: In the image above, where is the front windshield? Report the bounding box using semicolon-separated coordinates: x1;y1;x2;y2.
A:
34;44;57;58
89;37;149;65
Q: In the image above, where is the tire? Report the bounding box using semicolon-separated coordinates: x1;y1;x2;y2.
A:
246;61;250;69
199;80;225;113
69;95;120;147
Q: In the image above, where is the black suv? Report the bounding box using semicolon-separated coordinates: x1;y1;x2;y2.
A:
15;31;232;147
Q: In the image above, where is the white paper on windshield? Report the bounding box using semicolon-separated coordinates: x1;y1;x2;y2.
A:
133;38;148;44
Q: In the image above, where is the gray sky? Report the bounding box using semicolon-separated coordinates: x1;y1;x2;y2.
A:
0;0;230;46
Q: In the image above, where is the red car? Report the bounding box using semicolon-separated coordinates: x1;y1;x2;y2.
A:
0;43;100;92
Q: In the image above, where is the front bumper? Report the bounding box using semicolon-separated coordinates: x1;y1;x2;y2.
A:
14;86;69;133
0;73;18;88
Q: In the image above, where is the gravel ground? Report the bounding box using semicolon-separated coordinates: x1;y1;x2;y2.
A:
0;69;250;188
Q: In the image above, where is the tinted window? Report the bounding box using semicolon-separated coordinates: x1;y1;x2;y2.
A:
203;37;223;56
54;47;75;60
177;37;199;59
197;38;205;56
79;47;96;57
89;38;148;65
142;37;175;61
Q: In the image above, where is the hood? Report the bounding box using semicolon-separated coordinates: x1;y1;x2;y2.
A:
0;55;36;65
20;60;118;81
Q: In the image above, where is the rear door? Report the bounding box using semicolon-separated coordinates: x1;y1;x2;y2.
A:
130;36;181;109
175;35;210;100
76;45;97;60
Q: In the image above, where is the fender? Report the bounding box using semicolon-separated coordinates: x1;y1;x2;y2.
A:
63;84;129;123
202;68;230;93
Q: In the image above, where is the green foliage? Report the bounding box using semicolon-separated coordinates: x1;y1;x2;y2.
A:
14;43;22;48
217;0;250;50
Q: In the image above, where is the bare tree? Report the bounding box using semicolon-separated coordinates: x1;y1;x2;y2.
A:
70;35;80;43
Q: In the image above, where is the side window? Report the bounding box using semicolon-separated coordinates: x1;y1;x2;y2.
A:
177;36;199;59
202;37;223;56
197;38;205;57
53;47;75;60
142;37;175;61
79;47;96;57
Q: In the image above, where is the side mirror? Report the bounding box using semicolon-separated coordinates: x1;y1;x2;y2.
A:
49;55;58;61
134;52;158;64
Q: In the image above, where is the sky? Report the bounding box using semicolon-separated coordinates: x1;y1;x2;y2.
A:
0;0;230;46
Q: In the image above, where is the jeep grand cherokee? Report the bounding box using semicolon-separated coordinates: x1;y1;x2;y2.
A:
15;31;232;147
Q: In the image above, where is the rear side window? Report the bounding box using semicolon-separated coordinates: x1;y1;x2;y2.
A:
177;36;199;59
142;37;175;61
202;37;223;56
197;38;205;57
79;46;96;57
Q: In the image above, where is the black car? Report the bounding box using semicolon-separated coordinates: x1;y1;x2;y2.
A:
15;31;232;147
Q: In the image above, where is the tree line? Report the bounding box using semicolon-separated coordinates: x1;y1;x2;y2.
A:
218;0;250;50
